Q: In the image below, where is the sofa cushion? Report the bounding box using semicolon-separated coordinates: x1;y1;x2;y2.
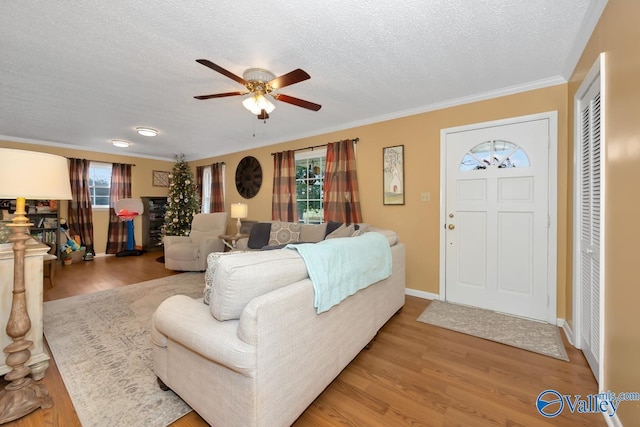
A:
209;250;309;321
203;251;249;305
325;223;355;239
247;222;272;249
369;227;399;246
300;223;327;243
268;221;301;246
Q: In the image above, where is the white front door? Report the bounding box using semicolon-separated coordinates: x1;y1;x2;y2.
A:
442;115;554;322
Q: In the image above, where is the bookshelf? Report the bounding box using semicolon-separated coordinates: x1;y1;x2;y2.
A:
141;196;167;252
0;199;60;250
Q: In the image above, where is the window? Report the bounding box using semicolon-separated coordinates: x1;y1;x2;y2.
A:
89;162;112;208
460;140;530;171
296;149;326;224
201;166;212;213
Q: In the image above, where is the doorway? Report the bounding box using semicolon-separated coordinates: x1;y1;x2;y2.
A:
440;112;558;323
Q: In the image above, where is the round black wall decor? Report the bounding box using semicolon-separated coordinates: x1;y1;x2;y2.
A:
235;156;262;199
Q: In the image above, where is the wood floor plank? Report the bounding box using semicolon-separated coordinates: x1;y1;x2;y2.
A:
0;253;605;426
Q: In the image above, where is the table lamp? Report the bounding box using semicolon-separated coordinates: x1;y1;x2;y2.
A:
0;149;72;423
230;203;248;236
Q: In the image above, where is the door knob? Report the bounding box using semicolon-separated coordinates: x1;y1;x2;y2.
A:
448;224;455;230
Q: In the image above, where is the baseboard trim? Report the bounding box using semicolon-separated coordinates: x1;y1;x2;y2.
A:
559;319;576;347
94;253;114;258
604;411;622;427
405;288;439;300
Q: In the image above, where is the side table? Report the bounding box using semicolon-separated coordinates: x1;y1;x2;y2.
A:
218;234;249;251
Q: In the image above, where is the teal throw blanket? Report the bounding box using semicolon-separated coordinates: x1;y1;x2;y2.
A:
286;232;392;313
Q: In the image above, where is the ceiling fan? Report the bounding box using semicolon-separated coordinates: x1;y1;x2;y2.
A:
194;59;321;120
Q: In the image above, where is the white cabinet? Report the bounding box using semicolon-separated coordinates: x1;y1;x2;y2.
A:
0;240;50;380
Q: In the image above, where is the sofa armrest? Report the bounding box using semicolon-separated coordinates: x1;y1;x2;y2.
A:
153;295;256;376
163;235;190;248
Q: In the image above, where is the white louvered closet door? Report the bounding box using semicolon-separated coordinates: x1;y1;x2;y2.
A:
578;83;601;380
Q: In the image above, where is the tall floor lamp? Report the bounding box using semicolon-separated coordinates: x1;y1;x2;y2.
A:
0;149;72;423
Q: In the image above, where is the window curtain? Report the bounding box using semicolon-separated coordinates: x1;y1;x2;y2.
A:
272;150;297;221
210;162;225;212
68;158;95;254
323;139;363;223
105;163;132;254
196;165;204;205
196;163;225;213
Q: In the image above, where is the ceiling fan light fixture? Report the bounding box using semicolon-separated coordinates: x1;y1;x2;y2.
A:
111;139;131;148
243;94;275;115
136;127;158;137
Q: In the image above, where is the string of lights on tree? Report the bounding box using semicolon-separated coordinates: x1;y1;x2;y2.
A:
163;154;200;236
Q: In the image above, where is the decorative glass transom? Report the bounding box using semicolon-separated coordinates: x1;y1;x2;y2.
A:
460;140;530;171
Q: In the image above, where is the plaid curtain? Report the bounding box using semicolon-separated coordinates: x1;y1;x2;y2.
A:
323;139;362;223
272;151;297;221
105;163;132;254
196;165;204;204
210;162;225;213
68;158;95;254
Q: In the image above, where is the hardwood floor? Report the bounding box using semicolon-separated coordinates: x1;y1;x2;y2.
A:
2;253;604;426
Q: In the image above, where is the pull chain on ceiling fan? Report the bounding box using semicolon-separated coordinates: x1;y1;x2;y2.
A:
194;59;321;119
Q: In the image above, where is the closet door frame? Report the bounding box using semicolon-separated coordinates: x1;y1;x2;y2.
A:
572;52;606;384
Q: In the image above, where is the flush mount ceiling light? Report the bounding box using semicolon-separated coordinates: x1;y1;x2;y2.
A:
111;139;131;148
136;127;158;137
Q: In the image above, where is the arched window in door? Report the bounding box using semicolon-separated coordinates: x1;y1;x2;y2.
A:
460;140;530;171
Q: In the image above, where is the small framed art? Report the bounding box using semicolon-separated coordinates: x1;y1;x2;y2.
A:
152;170;170;187
383;145;404;205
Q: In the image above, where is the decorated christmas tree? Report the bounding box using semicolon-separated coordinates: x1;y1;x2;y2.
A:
163;154;200;236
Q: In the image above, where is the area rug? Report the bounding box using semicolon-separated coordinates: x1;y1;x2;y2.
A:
44;273;204;427
417;300;569;361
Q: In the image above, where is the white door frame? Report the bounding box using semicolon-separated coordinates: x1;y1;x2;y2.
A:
572;53;605;385
439;111;558;324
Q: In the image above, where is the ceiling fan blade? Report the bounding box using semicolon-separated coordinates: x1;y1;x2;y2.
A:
274;94;322;111
194;91;245;100
196;59;247;86
268;69;310;90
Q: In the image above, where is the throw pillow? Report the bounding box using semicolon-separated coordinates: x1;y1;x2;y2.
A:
203;251;248;305
351;223;370;237
268;221;301;246
324;220;343;238
247;222;272;249
325;223;355;239
300;223;327;243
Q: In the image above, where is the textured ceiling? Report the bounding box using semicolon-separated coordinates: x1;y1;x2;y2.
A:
0;1;606;161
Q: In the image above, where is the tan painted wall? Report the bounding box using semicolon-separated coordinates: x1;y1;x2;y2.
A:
0;140;173;253
193;84;569;310
568;0;640;423
1;88;569;314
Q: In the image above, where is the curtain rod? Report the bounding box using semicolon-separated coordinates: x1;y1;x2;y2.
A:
67;157;136;167
271;137;359;156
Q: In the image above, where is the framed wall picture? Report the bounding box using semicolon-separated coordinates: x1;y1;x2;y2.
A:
152;170;170;187
383;145;404;205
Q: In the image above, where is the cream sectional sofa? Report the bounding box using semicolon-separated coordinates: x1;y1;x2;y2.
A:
151;226;405;427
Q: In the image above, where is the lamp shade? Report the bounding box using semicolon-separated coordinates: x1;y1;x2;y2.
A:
0;149;72;200
230;203;248;219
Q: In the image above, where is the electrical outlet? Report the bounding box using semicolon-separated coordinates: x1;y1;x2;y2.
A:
420;192;430;202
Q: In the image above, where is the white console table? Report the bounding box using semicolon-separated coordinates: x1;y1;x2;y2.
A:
0;240;50;380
